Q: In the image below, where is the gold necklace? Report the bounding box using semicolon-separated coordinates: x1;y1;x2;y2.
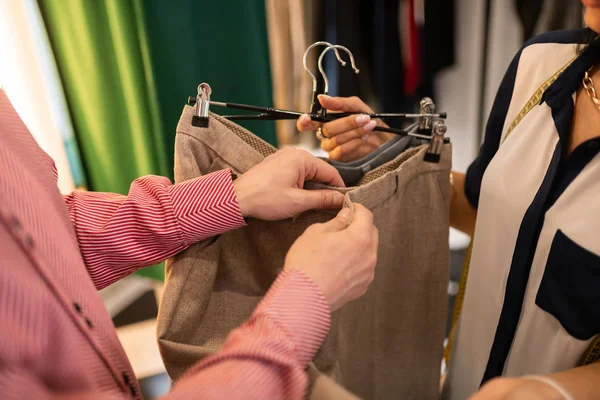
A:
583;67;600;112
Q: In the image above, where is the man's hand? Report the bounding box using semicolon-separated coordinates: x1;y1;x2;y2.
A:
297;95;392;162
470;377;565;400
233;148;345;220
284;203;378;312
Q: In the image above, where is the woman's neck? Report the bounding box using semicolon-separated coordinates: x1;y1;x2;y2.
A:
585;8;600;34
570;68;600;155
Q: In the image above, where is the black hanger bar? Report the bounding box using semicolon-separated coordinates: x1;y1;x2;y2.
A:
188;96;449;145
188;97;445;120
322;111;447;119
207;100;447;120
220;115;443;141
221;111;447;121
220;113;297;121
191;100;445;138
210;101;299;118
187;97;448;140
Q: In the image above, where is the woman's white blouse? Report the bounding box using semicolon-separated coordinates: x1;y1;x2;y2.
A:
444;28;600;400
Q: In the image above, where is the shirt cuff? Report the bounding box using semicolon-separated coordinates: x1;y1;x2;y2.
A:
254;269;331;366
168;169;246;245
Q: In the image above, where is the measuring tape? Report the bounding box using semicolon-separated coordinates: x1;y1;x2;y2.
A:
445;54;600;367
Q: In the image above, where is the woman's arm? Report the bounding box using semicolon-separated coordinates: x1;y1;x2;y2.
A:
471;361;600;399
450;172;478;236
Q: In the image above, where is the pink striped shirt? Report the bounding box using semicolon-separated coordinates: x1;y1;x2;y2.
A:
0;90;330;399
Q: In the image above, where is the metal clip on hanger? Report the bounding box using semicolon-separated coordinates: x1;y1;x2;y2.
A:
303;41;345;114
192;83;212;127
418;97;435;134
424;119;447;163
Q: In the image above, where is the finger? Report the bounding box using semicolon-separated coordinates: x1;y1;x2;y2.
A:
301;189;345;210
296;113;321;133
321;115;378;140
346;203;374;233
328;140;367;162
371;226;379;253
321;207;352;232
321;120;378;150
340;145;378;163
321;136;361;154
318;95;375;113
349;145;378;162
326;135;382;162
302;153;346;187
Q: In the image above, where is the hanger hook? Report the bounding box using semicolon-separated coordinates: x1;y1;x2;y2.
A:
303;41;345;92
318;45;360;95
198;82;212;98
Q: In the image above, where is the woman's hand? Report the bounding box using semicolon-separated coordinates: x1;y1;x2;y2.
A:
297;95;393;162
469;377;565;400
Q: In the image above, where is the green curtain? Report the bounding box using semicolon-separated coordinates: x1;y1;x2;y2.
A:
38;0;169;280
141;0;277;160
38;0;276;281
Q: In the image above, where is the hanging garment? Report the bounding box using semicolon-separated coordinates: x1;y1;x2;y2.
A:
423;0;456;79
535;0;583;37
373;0;408;114
265;0;318;146
400;0;422;96
515;0;583;42
515;0;545;41
325;0;376;105
327;0;455;125
157;106;452;399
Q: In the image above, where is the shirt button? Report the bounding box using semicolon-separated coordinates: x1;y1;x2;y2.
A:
122;372;136;396
10;217;21;230
73;303;82;314
85;317;93;328
24;235;34;249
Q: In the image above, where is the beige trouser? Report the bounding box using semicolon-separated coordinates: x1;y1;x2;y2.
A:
158;107;452;399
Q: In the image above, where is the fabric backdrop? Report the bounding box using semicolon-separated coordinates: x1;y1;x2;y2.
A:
39;0;171;280
38;0;276;280
142;0;277;155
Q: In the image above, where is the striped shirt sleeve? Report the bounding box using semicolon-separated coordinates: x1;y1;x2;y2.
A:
0;270;331;400
64;170;246;290
170;269;331;400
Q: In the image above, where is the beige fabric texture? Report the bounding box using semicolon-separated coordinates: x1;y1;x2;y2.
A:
157;106;451;399
306;366;361;400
